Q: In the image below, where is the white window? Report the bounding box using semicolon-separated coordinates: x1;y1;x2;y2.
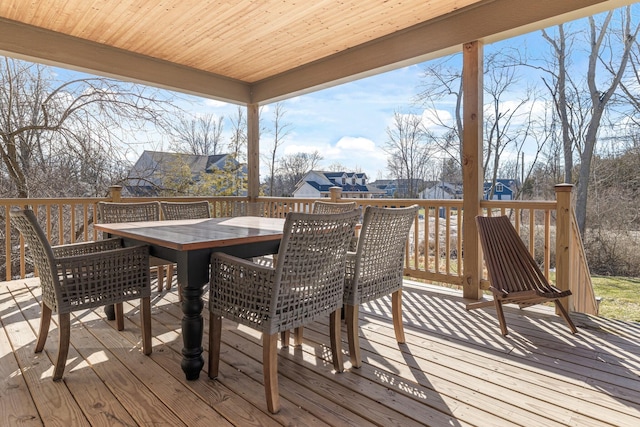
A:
496;183;504;192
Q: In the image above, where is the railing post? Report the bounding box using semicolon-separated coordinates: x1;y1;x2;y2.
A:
109;185;123;202
555;184;573;312
329;186;342;202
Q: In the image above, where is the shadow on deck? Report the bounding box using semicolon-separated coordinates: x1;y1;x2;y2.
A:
1;277;639;426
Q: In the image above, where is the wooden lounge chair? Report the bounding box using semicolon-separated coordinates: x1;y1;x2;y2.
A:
467;215;578;336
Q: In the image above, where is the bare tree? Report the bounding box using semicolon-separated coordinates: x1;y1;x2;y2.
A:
0;57;171;198
262;102;291;196
384;111;433;198
416;47;543;193
538;8;639;235
415;56;464;167
226;106;248;196
170;113;224;155
276;151;323;196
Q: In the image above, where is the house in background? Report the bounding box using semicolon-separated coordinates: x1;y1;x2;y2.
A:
123;150;244;196
292;171;384;199
368;179;395;197
420;182;463;200
483;179;519;200
369;178;427;198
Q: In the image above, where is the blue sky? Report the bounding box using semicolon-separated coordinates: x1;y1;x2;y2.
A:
169;64;426;181
44;4;637;183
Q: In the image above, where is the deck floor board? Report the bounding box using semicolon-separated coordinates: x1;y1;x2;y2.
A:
2;277;639;427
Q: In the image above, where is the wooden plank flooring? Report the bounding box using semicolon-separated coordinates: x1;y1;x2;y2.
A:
1;277;640;426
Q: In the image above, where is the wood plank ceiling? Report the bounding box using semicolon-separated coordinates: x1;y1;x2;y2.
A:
0;0;634;104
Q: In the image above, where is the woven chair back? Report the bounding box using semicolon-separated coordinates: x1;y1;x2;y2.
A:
160;201;210;220
344;205;419;305
10;209;60;310
271;210;359;328
97;201;160;223
312;201;357;214
211;210;359;334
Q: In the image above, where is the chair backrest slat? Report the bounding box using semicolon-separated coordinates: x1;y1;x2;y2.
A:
476;215;553;296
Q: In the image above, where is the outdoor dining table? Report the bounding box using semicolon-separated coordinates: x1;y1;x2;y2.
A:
95;216;285;380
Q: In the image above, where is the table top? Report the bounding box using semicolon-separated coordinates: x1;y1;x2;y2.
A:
95;216;285;251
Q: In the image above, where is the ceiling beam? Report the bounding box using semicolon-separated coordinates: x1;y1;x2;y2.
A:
0;17;251;104
250;0;632;104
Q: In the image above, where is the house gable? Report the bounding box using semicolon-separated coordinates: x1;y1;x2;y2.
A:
123;150;240;196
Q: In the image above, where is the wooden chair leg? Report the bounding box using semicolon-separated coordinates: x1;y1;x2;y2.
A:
53;313;71;381
345;304;361;368
280;330;290;348
140;297;152;355
115;302;124;331
263;333;280;414
294;327;304;346
494;299;509;336
330;310;344;373
35;302;52;353
156;266;164;292
555;299;578;334
208;314;222;379
391;290;405;343
166;264;175;290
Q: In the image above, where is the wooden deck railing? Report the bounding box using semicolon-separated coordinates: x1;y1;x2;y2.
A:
1;184;597;314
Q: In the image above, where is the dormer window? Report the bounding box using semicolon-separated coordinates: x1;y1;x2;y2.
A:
496;183;504;192
352;177;356;184
342;177;346;185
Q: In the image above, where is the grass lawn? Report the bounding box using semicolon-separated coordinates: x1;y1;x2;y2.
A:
591;275;640;322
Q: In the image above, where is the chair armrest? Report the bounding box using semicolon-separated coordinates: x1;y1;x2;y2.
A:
210;252;277;317
54;245;151;307
52;238;123;258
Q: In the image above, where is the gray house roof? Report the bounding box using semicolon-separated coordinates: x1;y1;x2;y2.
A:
123;150;234;196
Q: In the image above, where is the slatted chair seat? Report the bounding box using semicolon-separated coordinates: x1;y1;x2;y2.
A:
466;215;577;336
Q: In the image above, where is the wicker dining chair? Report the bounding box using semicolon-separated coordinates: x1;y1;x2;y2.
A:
160;201;211;220
10;209;152;380
231;201;266;217
344;204;419;368
466;215;577;336
312;200;357;214
208;210;360;413
284;199;359;346
97;201;174;292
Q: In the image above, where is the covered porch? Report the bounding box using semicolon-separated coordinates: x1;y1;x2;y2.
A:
2;276;639;425
0;0;636;302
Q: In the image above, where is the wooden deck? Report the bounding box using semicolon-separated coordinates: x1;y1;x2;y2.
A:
2;277;639;427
